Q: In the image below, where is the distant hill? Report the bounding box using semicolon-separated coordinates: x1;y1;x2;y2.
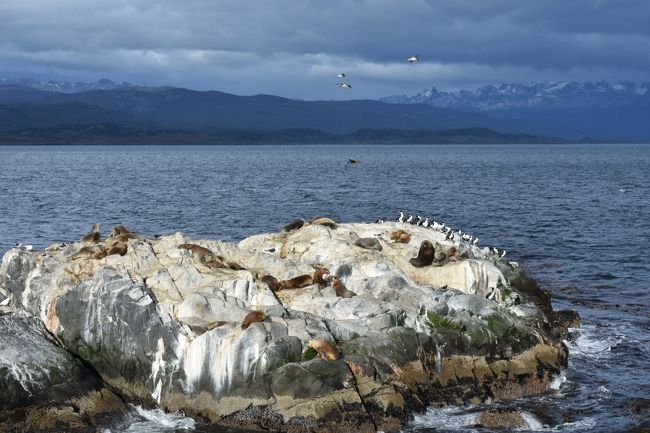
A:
0;84;531;136
1;78;648;142
0;123;563;145
381;81;650;140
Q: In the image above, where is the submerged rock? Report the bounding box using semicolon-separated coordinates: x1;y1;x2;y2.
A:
0;222;575;432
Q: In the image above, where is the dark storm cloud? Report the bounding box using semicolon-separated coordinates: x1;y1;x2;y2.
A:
0;0;648;99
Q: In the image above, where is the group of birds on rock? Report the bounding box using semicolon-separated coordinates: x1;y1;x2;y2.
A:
336;54;419;90
375;211;507;259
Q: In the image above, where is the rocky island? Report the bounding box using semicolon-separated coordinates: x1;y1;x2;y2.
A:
0;219;578;432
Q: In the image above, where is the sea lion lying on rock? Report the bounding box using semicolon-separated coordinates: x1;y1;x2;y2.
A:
309;217;338;229
280;274;314;290
108;225;142;241
410;241;435;267
177;244;227;268
308;339;342;361
283;219;306;232
312;267;330;289
241;311;265;329
354;237;383;251
106;241;128;257
390;229;411;244
329;276;356;298
262;275;282;292
71;244;105;260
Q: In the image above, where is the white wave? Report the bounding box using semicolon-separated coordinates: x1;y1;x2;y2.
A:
410;406;479;431
520;411;545;430
101;406;195;433
563;326;620;360
549;372;567;391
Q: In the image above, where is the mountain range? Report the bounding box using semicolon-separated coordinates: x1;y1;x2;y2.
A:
381;81;650;140
0;78;648;143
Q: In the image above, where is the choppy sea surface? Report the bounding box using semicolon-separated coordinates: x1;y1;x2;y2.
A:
1;144;649;432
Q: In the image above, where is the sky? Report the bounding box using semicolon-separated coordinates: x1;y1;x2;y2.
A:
1;0;649;100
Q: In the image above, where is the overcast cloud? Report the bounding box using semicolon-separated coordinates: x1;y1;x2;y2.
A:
1;0;649;99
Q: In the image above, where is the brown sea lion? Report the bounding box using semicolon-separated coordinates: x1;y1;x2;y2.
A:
71;244;105;260
410;240;435;267
308;339;341;361
280;274;314;289
241;311;266;329
80;223;101;243
106;241;128;257
92;250;107;260
312;267;330;289
178;243;227;268
310;217;338;229
262;275;282;292
283;219;306;232
109;225;142;240
434;249;449;265
331;276;356;298
390;229;411;244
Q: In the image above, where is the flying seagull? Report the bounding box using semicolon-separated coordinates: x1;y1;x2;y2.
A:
337;82;352;89
408;55;419;62
337;73;346;78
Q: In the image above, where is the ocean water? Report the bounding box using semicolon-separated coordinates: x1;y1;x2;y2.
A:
0;143;648;432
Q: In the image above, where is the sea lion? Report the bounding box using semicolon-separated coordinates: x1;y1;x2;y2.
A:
241;311;266;329
354;237;383;251
280;274;314;289
434;249;448;265
92;250;107;260
109;225;141;240
283;219;306;232
106;241;128;257
312;267;330;289
80;223;101;243
331;276;356;298
262;274;282;292
390;229;411;244
310;217;338;229
71;244;105;260
308;339;341;361
177;244;227;268
410;241;435;267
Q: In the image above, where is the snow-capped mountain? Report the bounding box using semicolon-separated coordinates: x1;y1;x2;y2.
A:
381;81;650;111
0;78;136;93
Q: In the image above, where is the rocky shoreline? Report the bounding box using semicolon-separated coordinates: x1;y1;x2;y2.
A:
0;220;578;432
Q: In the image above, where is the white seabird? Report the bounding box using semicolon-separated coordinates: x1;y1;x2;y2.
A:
397;211;404;223
337;73;346;78
422;218;429;228
408;55;419;62
406;214;414;224
337;82;352;89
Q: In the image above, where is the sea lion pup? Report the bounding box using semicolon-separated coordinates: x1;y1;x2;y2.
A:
80;223;101;243
280;274;314;290
308;339;341;361
390;229;411;244
331;276;356;298
71;244;105;260
312;266;330;289
262;274;282;292
241;311;266;329
106;241;128;257
310;217;338;229
283;219;306;232
410;240;435;267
